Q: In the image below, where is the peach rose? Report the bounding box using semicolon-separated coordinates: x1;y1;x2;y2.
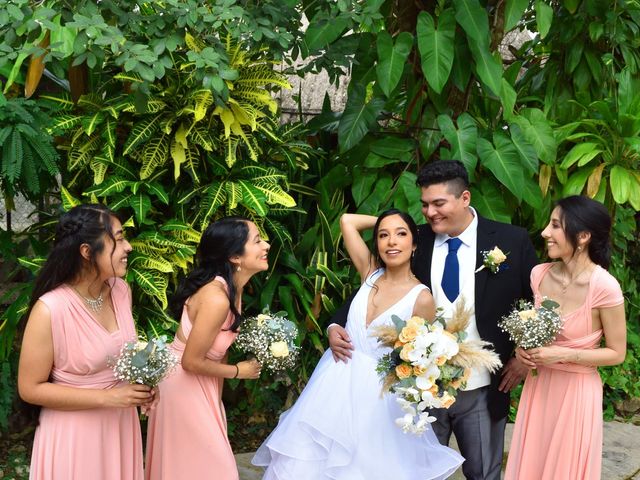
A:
400;344;414;362
435;355;448;366
441;394;456;409
395;363;412;379
406;316;426;328
394;340;404;349
398;325;419;343
413;365;427;376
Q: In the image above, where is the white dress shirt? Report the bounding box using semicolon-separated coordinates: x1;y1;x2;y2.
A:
430;207;491;390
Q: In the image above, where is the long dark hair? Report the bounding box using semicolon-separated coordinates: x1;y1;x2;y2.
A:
27;204;117;315
556;195;612;269
372;209;419;270
171;217;250;331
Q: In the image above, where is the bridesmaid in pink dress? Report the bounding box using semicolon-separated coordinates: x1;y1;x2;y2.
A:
505;196;626;480
18;204;155;480
145;216;269;480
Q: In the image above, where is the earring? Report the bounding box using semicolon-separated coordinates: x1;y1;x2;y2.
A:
236;265;241;272
411;250;415;259
577;246;582;252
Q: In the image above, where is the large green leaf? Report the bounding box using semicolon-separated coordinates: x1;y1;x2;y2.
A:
512;109;557;164
500;78;517;120
129;192;152;223
238;179;268;216
123;114;163;156
535;0;554;39
470;178;513;223
140;134;169;179
610;165;631;204
560;142;603;168
370;137;415;159
505;0;529;31
436;113;478;174
417;9;456;94
305;15;349;51
453;0;489;48
468;42;502;96
352;169;377;205
562;166;595;197
477;134;524;201
84;176;131;196
509;124;538;175
376;31;413;97
337;88;384;153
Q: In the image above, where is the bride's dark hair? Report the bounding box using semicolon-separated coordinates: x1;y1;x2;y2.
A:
556;195;612;269
171;217;249;331
372;209;419;269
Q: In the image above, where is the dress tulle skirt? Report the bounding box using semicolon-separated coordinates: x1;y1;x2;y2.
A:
253;350;463;480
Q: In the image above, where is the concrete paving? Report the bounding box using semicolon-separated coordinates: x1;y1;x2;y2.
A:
236;421;640;479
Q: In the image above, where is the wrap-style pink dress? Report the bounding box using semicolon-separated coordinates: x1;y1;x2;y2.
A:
145;276;239;480
29;278;143;480
505;263;624;480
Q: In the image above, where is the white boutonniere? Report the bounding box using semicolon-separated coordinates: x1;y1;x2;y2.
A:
475;246;508;274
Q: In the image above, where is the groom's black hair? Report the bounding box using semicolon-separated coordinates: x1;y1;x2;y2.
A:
416;159;469;197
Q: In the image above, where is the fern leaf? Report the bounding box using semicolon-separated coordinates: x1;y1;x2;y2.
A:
103;118;116;147
129;239;170;255
77;94;103;111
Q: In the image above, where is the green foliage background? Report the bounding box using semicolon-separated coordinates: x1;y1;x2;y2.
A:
0;0;639;453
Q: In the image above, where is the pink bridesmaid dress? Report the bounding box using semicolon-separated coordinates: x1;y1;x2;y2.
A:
145;276;239;480
29;278;143;480
505;263;624;480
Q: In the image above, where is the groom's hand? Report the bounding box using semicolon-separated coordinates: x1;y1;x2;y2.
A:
498;357;529;392
328;325;353;363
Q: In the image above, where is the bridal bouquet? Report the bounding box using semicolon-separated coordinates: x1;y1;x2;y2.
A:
373;302;502;435
235;308;299;373
110;336;178;387
498;298;562;376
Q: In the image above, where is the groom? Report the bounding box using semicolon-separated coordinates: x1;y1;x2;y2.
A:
328;160;538;479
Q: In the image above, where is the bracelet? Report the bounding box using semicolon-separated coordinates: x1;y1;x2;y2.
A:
232;364;239;379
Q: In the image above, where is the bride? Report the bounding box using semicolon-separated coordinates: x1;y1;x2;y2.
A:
252;209;464;479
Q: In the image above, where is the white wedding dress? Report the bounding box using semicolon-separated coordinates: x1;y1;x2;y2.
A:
252;269;464;480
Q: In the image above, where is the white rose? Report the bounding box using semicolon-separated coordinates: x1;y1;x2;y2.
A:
518;309;537;322
256;313;271;326
269;341;289;358
488;247;507;264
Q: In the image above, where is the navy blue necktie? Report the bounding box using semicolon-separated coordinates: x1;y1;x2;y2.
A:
441;238;463;303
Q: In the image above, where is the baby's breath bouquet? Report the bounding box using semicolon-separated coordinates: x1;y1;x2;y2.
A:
372;302;502;435
235;308;299;373
110;336;178;387
498;298;562;376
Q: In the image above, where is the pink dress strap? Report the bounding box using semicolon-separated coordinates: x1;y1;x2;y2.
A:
171;276;238;361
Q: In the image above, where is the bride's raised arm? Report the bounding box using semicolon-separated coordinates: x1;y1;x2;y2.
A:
339;213;378;281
